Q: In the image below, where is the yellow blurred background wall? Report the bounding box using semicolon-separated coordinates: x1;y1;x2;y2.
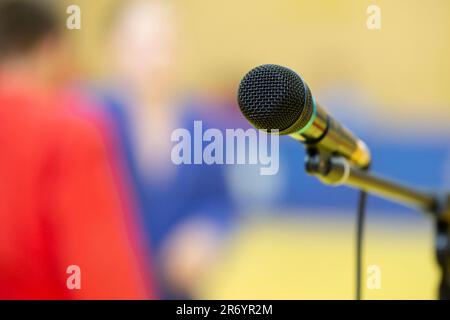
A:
69;0;450;126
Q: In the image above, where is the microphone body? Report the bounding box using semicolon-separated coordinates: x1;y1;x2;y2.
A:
289;102;371;169
237;64;371;169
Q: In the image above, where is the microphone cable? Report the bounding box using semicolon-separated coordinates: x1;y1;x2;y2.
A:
355;189;368;300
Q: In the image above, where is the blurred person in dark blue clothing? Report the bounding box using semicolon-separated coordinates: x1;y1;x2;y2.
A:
95;0;235;298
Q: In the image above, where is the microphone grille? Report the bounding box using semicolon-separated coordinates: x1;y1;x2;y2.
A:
237;64;311;133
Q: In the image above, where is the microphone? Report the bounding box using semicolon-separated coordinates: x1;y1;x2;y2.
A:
237;64;371;169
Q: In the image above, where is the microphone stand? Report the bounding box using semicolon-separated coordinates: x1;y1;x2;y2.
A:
305;148;450;300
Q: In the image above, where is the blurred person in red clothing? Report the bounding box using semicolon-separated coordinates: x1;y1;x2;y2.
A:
0;0;153;299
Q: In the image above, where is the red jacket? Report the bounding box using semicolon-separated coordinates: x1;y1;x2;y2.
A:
0;78;153;299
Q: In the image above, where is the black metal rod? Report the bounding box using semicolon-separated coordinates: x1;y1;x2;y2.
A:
306;155;438;214
345;165;436;213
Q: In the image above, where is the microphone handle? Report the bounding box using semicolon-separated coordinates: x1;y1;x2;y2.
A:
291;103;371;169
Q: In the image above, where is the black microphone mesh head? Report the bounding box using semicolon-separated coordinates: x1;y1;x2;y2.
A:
237;64;313;133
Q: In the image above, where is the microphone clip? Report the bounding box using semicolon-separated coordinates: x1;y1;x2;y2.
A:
305;147;351;187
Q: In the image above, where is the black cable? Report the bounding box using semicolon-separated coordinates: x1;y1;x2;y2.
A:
356;189;368;300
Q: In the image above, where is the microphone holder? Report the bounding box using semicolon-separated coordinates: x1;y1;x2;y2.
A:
304;147;450;299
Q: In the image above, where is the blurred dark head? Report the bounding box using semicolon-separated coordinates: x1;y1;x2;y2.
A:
0;0;59;59
0;0;72;86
